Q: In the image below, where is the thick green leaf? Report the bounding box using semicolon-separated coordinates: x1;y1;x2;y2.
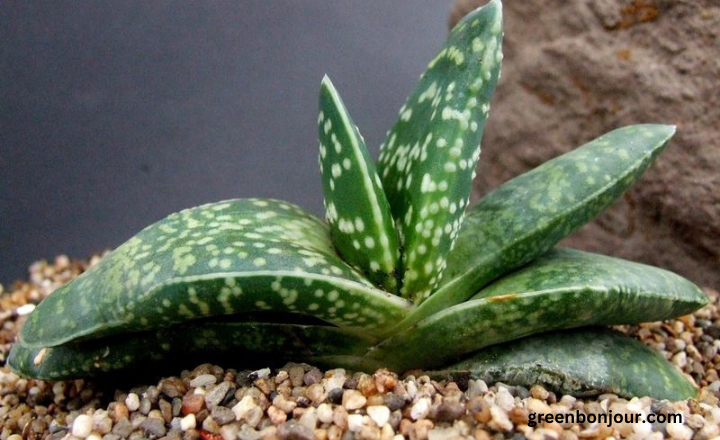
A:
318;76;400;293
376;0;503;302
10;321;374;380
395;124;677;330
369;249;707;370
19;199;412;348
433;328;697;400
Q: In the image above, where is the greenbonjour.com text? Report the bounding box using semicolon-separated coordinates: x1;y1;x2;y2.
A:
528;410;683;428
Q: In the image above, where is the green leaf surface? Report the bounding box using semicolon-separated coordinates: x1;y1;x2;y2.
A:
10;321;374;380
319;76;400;293
433;328;697;400
396;124;677;329
19;199;412;349
370;249;706;370
376;0;503;302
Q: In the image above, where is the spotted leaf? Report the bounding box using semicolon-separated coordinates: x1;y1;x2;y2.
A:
434;328;697;400
370;248;706;370
395;124;677;329
376;0;503;302
18;199;412;349
319;76;400;293
10;321;375;380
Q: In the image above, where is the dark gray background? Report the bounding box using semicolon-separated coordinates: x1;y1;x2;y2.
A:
1;1;452;284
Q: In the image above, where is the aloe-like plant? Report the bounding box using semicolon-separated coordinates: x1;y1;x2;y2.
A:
9;0;707;400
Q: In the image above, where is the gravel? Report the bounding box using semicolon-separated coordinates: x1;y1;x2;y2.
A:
1;254;719;439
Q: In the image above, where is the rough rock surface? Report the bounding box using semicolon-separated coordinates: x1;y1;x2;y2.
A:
451;0;719;288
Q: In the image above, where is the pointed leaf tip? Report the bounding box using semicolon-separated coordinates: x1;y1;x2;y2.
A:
377;0;503;303
318;77;401;292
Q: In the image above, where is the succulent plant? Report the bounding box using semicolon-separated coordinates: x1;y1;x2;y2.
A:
9;0;707;400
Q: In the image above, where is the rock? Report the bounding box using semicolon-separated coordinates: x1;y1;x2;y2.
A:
367;405;391;427
72;414;93;438
317;403;334;424
303;368;323;386
277;420;315;440
232;396;258;421
190;374;217;388
159;399;173;422
434;401;465;422
211;406;236;425
428;427;461;440
410;398;430;420
666;422;693;440
141;417;167;437
112;419;134;437
125;393;140;412
161;379;188;399
342;390;367;410
182;394;205;415
180;414;196;431
205;382;233;409
383;393;406;411
327;388;344;405
450;0;720;289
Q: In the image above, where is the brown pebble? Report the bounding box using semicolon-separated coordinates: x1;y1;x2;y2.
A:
434;400;466;422
161;378;188;399
114;402;130;421
268;405;288;425
182;394;205;415
358;374;378;397
373;369;398;393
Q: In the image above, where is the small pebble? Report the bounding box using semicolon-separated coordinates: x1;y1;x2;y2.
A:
72;414;93;438
410;397;430;420
125;393;140;412
180;414;196;431
190;374;217;388
342;389;367;410
367;405;390;427
277;420;315;440
141;417;167;437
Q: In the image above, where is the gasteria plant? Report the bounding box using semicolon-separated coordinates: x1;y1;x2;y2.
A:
9;0;707;400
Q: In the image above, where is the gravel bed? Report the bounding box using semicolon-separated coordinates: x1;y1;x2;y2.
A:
1;255;719;440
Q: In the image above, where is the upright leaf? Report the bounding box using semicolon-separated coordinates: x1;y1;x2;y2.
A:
318;76;400;293
376;0;503;302
395;124;677;329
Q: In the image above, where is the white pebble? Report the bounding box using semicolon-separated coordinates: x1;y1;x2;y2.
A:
666;422;693;440
86;434;102;440
495;387;515;411
347;414;366;432
180;414;196;431
428;427;461;440
489;406;513;431
125;393;140;412
367;405;390;427
251;367;271;379
232;395;257;420
72;414;93;438
633;420;652;437
317;403;334;424
410;397;430;420
466;379;488;398
15;303;36;316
